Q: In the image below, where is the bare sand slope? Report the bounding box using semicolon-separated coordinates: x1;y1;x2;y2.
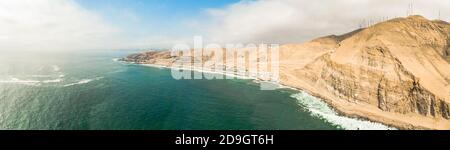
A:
279;15;450;129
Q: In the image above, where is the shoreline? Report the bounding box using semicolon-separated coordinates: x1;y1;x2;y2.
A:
118;59;397;130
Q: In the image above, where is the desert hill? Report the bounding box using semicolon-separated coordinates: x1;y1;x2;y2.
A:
122;15;450;129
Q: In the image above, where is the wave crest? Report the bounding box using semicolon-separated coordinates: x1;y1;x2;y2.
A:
0;77;64;86
291;91;396;130
63;77;103;87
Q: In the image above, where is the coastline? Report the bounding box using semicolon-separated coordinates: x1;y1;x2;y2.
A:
118;59;397;130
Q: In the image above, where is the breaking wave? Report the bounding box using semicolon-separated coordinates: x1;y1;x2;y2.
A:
42;79;63;83
0;77;65;86
63;77;103;87
291;91;396;130
0;78;41;86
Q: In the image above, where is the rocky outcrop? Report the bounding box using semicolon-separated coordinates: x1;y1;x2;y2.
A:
290;16;450;129
302;51;450;119
120;51;175;65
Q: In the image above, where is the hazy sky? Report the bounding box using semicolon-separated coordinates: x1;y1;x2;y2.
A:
0;0;448;51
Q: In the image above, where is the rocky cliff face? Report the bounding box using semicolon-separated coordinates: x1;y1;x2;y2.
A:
280;16;450;129
299;45;450;120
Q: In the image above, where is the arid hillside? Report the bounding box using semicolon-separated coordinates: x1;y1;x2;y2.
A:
279;15;450;129
122;15;450;129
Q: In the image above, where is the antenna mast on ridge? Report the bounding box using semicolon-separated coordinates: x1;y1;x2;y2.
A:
438;10;441;20
407;0;414;16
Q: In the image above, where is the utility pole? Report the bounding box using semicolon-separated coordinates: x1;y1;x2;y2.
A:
406;3;410;16
438;10;441;20
407;1;414;16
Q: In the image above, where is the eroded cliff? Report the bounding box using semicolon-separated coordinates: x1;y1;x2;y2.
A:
279;15;450;129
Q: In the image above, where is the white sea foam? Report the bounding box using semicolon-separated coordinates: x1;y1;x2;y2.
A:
63;77;103;87
142;64;167;69
189;67;256;80
2;78;39;83
0;76;64;86
30;75;53;78
0;78;41;86
291;91;396;130
140;63;256;80
42;79;63;83
0;69;67;86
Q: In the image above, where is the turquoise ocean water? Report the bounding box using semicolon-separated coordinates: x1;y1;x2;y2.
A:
0;50;393;130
